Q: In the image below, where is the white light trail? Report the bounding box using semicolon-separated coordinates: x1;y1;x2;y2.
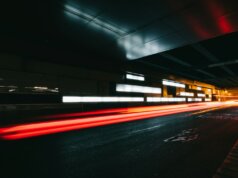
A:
162;80;185;88
63;96;144;103
180;92;194;97
188;98;202;102
126;74;144;81
197;86;202;90
197;93;206;97
116;84;161;94
147;97;186;102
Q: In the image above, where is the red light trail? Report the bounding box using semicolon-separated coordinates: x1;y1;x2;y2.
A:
0;102;236;140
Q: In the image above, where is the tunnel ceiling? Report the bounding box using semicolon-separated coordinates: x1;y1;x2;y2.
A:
138;32;238;88
1;0;238;87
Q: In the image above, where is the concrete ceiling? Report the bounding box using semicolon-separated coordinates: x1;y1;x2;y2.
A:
1;0;238;87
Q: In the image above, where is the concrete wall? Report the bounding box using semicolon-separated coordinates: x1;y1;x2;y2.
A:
0;53;219;104
0;54;121;95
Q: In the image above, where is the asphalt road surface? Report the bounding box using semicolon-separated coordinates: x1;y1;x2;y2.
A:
1;106;238;178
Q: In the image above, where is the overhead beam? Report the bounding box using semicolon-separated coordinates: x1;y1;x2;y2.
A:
208;59;238;68
160;53;192;67
192;44;218;62
160;53;216;78
204;78;236;87
139;61;200;80
195;69;216;78
192;44;237;76
160;53;230;83
227;77;238;84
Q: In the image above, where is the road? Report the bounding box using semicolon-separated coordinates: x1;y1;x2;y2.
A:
1;106;238;178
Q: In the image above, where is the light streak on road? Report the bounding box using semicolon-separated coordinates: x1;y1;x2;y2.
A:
0;101;237;140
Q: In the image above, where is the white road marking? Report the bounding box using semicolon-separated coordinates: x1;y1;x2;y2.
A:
131;124;164;134
164;128;199;143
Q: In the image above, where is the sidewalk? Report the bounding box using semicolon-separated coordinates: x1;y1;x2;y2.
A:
214;140;238;178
